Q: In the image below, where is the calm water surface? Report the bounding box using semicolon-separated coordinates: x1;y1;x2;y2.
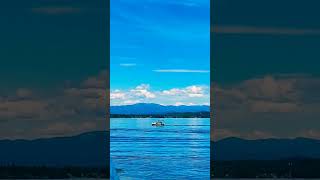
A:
110;118;210;180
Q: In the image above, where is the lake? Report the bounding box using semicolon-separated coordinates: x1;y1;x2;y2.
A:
110;118;210;180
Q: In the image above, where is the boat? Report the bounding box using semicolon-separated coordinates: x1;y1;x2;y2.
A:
152;120;165;126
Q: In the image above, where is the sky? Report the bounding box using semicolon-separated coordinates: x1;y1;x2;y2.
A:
212;0;320;140
0;0;108;91
110;0;210;106
2;0;320;141
0;0;108;139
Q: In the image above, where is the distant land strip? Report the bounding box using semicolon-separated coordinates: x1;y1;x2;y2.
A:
0;165;108;179
212;159;320;178
110;111;210;118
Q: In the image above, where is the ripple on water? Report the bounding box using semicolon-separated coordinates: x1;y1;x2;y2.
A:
110;118;210;180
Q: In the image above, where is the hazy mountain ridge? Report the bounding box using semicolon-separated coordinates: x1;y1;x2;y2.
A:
2;131;320;166
0;131;108;167
213;137;320;160
110;103;210;115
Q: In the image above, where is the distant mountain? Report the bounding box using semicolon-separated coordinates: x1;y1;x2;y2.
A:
110;103;210;115
0;131;108;167
213;137;320;160
5;131;320;166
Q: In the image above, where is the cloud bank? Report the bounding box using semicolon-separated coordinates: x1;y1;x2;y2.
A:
153;69;209;73
111;84;209;106
213;74;320;140
212;25;320;36
0;71;108;140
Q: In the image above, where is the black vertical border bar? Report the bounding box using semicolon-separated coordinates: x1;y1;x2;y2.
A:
106;0;111;178
210;0;214;178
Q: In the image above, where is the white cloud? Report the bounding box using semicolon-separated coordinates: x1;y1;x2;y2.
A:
111;84;209;106
32;7;82;15
162;88;184;96
130;84;156;98
174;102;196;106
153;69;209;73
123;100;141;105
16;88;33;99
120;63;137;67
110;90;126;100
185;85;205;97
162;85;207;97
212;25;320;36
0;100;49;119
212;74;320;140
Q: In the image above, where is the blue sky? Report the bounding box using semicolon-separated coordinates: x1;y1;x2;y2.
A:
0;0;108;139
110;0;210;105
211;0;320;139
0;0;108;92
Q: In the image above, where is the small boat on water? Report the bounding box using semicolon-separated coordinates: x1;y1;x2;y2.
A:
152;120;165;126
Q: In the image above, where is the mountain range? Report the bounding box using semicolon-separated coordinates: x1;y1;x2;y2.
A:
110;103;210;115
0;131;108;167
2;131;320;166
213;137;320;160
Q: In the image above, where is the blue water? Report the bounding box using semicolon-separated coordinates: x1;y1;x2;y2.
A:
110;118;210;180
